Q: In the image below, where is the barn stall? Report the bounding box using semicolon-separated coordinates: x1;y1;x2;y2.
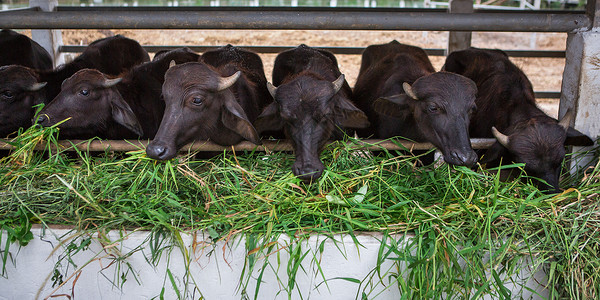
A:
0;0;599;298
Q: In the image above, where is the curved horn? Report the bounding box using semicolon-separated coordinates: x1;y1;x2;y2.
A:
403;82;418;100
267;82;277;98
332;74;345;93
558;109;573;131
26;82;47;92
169;60;177;69
492;126;510;147
217;71;241;92
102;77;122;88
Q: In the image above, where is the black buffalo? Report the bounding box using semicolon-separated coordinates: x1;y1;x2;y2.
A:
353;41;478;166
255;44;369;182
0;29;52;70
146;45;270;160
0;35;150;137
37;48;199;139
443;47;593;192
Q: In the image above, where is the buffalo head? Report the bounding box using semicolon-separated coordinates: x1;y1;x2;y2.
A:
373;72;478;167
486;110;592;193
255;73;369;182
146;62;260;160
37;69;142;139
0;65;47;137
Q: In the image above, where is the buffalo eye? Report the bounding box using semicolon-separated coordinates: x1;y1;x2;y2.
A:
79;89;90;96
427;104;439;114
470;104;477;114
191;97;204;106
1;90;13;99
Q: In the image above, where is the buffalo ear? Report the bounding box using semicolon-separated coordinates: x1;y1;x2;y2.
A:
221;100;261;145
373;94;411;118
334;98;369;129
110;96;143;137
565;127;594;146
479;142;506;165
254;102;284;133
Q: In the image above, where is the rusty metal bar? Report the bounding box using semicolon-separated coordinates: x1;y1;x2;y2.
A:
0;10;589;32
0;138;497;152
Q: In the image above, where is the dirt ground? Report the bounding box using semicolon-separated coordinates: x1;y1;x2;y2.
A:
58;29;565;116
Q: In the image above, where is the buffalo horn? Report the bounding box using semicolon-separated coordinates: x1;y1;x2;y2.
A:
332;74;345;93
403;82;418;100
267;82;277;98
26;82;47;92
558;109;573;131
492;126;510;147
102;77;123;88
217;71;241;91
169;60;176;68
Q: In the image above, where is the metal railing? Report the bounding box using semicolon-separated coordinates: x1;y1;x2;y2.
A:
0;138;498;152
0;5;583;151
0;7;591;31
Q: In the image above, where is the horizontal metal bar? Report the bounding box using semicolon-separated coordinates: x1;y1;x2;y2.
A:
0;10;590;32
58;45;566;58
534;91;562;98
52;6;586;14
0;138;497;152
55;6;450;13
503;50;565;58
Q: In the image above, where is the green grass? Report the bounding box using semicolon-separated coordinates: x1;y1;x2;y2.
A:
1;125;599;299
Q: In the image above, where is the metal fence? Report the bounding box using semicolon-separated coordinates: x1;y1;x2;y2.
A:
0;7;590;31
0;4;593;152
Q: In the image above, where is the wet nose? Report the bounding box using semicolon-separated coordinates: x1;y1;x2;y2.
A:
36;114;48;126
445;149;478;167
537;176;560;194
146;143;168;160
292;163;324;183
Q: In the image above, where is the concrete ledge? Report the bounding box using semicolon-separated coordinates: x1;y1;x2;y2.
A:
0;227;548;299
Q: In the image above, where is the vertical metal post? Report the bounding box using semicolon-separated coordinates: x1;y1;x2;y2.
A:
588;0;600;28
29;0;64;67
447;0;473;55
559;0;600;171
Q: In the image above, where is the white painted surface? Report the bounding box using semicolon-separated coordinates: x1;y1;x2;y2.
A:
560;31;600;140
0;227;548;299
560;30;600;170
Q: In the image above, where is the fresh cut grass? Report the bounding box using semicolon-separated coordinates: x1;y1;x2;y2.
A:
1;125;599;299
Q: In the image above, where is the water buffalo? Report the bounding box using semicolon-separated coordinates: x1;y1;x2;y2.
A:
254;44;369;182
0;35;150;138
443;47;593;192
353;40;478;167
38;34;151;102
146;45;270;160
0;65;47;137
0;29;53;70
37;48;199;139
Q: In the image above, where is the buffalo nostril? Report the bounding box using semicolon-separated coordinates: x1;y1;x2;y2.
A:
296;167;324;183
36;115;47;125
462;151;478;166
146;144;167;159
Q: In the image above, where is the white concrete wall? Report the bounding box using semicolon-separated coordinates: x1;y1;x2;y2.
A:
560;30;600;170
0;227;548;299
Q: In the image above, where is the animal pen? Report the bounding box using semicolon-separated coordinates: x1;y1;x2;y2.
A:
0;0;599;299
